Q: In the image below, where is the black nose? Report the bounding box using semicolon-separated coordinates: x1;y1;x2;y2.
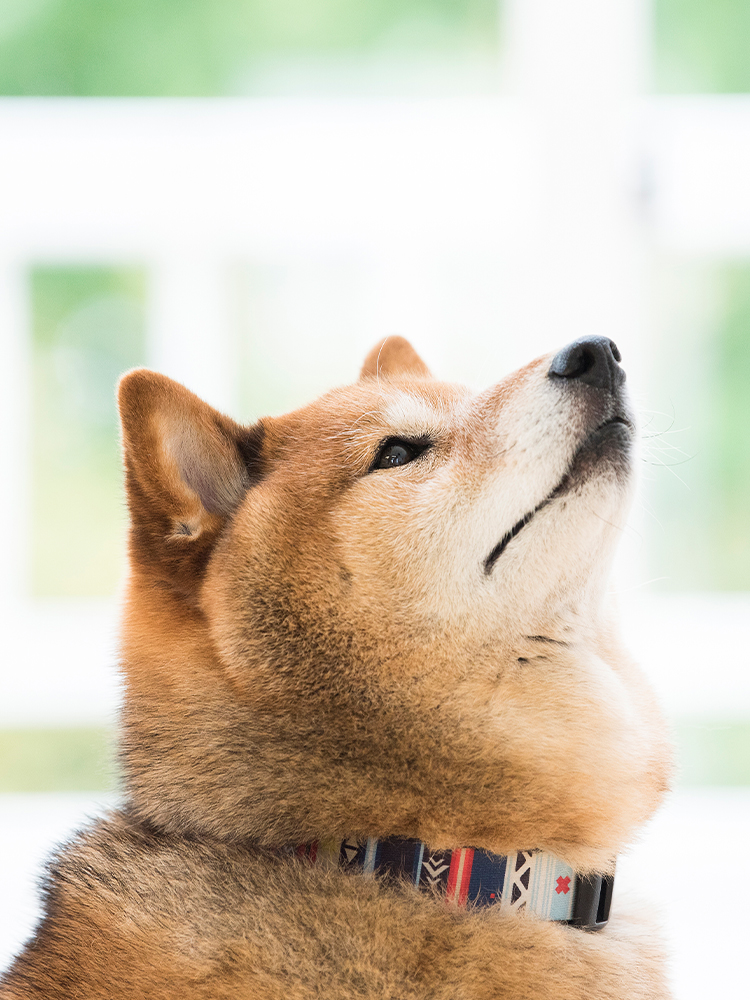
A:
548;336;625;394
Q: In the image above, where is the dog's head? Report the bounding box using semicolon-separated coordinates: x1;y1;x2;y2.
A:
118;337;671;872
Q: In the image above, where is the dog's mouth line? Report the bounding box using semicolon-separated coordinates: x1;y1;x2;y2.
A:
483;416;632;575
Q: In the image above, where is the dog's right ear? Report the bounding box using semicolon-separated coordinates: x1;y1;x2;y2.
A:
360;336;431;380
118;370;263;596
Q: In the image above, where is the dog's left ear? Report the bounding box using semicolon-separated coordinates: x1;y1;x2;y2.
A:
118;370;263;595
360;336;431;380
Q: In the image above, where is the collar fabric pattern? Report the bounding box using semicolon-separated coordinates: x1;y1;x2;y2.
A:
296;836;614;931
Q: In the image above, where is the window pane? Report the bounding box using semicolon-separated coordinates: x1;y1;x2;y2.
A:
646;260;750;589
31;267;146;597
0;0;499;97
655;0;750;93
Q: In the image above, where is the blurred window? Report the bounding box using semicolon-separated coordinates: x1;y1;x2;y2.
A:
646;261;750;589
31;267;146;596
5;2;750;96
0;0;499;97
655;0;750;92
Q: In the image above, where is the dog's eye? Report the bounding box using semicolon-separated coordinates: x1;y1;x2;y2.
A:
371;437;430;471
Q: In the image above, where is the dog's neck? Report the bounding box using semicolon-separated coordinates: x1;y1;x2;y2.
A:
296;835;614;932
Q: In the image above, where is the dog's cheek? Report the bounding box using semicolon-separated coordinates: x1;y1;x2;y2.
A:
330;483;467;627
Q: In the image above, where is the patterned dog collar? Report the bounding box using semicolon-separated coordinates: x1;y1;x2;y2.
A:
297;837;614;932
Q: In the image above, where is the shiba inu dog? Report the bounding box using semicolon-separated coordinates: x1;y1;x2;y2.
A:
1;336;673;999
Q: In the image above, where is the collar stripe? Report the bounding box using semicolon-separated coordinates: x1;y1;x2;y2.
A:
297;836;613;930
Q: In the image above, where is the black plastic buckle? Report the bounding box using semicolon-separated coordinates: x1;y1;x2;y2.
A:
567;871;615;932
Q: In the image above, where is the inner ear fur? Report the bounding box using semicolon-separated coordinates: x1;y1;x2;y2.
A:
360;336;431;380
118;369;263;590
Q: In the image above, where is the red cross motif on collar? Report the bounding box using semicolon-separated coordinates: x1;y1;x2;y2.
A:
555;876;571;895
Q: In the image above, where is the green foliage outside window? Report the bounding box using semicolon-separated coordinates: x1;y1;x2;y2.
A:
0;0;498;96
655;0;750;92
1;1;750;96
647;262;750;590
31;267;146;597
0;727;117;792
712;268;750;586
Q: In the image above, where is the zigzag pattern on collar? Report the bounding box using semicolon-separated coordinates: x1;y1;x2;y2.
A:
295;836;614;930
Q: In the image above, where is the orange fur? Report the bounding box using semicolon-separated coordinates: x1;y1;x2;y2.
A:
1;337;673;999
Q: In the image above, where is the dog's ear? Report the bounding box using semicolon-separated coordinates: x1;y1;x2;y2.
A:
118;370;263;596
360;337;431;380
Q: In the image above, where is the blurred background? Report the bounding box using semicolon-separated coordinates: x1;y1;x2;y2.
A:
0;1;748;996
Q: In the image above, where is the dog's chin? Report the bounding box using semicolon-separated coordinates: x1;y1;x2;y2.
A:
551;416;634;498
484;417;633;574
